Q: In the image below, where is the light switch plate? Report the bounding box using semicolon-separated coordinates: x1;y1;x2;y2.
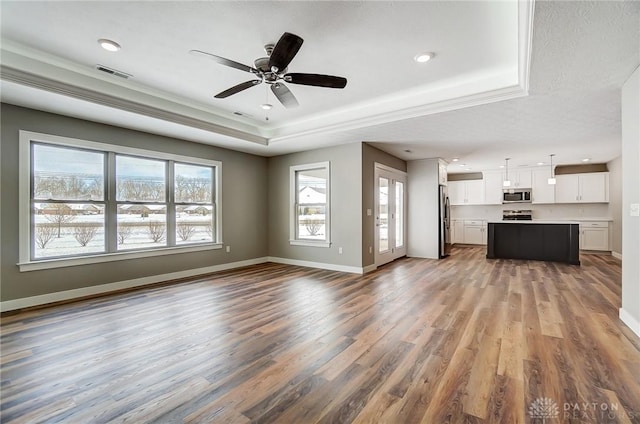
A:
631;203;640;217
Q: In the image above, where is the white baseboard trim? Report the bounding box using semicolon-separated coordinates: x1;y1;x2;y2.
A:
612;251;622;260
619;308;640;338
0;257;269;312
267;256;366;274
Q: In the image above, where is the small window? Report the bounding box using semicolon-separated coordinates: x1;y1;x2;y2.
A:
290;162;330;247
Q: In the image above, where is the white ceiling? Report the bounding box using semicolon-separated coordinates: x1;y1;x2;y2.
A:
1;1;638;172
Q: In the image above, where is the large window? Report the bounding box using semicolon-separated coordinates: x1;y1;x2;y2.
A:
20;131;221;270
290;162;330;247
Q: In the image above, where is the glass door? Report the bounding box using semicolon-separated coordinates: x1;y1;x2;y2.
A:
375;164;406;266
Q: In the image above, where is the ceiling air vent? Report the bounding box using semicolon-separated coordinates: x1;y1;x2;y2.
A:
96;65;132;79
233;111;254;118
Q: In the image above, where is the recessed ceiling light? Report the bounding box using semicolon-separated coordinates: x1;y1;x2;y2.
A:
465;168;471;171
499;165;505;168
582;158;591;162
459;163;466;167
452;158;459;162
98;38;121;52
260;103;273;110
414;52;434;63
537;162;545;166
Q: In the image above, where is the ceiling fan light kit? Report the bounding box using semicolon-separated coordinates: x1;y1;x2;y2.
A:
190;32;347;109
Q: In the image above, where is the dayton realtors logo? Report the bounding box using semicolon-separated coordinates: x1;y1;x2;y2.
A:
528;397;636;422
528;397;560;423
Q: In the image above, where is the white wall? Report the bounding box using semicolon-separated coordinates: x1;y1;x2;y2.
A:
621;66;640;337
407;159;440;259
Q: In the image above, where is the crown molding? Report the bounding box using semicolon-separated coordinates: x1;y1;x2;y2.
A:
0;1;534;148
0;64;268;145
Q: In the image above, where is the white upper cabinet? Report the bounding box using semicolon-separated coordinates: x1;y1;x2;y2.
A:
466;180;485;204
483;171;504;205
579;172;609;203
532;169;556;204
448;180;485;205
555;172;609;203
504;169;532;188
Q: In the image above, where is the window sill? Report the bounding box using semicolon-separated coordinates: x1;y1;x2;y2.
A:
289;240;331;248
18;243;223;272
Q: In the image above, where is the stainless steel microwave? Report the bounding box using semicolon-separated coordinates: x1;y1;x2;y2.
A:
503;189;532;203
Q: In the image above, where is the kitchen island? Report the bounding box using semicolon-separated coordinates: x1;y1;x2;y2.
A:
486;220;580;265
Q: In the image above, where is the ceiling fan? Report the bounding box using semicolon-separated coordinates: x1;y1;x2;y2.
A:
190;32;347;109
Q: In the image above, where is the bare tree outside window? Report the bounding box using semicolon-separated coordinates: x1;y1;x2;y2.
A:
44;204;75;238
117;225;133;245
148;221;166;243
73;225;98;247
176;222;196;241
35;225;57;248
305;219;323;236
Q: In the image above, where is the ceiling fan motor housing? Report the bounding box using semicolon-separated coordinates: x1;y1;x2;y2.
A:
254;56;286;82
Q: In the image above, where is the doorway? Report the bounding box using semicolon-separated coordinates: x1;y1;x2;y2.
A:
374;163;407;267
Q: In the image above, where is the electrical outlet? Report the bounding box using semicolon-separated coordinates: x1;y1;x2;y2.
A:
338;247;343;254
226;246;231;253
369;246;372;254
631;203;640;217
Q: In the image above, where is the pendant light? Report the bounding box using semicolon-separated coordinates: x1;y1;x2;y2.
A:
503;158;511;187
548;154;556;185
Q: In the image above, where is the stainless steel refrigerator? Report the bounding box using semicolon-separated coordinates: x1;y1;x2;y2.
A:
439;185;451;258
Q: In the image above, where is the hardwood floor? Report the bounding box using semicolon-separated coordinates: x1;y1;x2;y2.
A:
2;247;639;423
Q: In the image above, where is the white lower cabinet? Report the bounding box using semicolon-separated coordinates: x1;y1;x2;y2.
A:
579;222;610;251
452;220;486;245
463;221;484;245
452;220;464;244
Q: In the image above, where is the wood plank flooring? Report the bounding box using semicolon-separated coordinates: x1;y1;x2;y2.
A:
2;247;639;423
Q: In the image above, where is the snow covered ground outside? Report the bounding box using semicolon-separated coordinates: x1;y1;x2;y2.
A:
34;213;212;258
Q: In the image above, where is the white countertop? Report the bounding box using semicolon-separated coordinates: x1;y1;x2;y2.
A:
453;217;612;222
488;220;581;224
550;217;613;222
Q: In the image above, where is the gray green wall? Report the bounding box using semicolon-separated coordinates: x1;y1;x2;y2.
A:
0;104;269;302
267;142;363;267
361;144;407;267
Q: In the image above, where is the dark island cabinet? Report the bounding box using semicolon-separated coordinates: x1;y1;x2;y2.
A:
486;222;580;265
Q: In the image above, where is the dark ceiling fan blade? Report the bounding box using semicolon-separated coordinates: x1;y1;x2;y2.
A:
214;80;262;98
268;32;303;72
271;82;299;108
189;50;259;74
284;73;347;89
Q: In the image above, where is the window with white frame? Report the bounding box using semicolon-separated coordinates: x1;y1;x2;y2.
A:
20;131;221;270
290;162;330;247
